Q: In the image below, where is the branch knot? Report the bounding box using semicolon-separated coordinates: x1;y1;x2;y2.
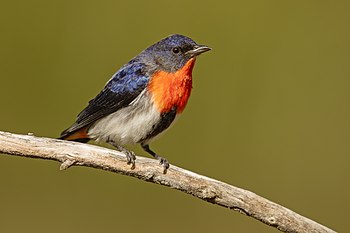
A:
60;159;76;170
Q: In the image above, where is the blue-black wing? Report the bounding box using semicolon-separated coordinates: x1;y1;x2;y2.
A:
60;62;150;137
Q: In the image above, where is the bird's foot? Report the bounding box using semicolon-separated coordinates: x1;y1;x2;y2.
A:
156;155;169;174
141;143;169;174
125;150;136;170
108;141;136;170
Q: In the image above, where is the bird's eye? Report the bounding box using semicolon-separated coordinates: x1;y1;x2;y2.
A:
172;47;180;54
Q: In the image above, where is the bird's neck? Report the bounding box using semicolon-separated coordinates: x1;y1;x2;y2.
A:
148;58;195;113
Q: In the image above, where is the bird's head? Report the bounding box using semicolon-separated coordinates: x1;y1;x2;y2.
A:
140;34;211;73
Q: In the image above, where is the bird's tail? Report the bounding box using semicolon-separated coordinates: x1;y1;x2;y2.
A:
59;126;90;143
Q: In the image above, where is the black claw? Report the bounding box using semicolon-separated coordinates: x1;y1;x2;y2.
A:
107;140;137;170
130;161;136;170
159;157;169;174
140;143;169;174
126;152;136;170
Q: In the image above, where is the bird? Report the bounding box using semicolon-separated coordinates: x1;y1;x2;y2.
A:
59;34;211;173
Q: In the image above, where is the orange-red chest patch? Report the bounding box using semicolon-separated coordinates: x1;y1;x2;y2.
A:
148;58;196;113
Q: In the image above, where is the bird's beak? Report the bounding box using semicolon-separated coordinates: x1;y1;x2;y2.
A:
187;45;211;57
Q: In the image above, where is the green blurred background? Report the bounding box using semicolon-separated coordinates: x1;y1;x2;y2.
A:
0;0;349;232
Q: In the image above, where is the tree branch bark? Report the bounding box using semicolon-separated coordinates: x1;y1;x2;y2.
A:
0;130;336;233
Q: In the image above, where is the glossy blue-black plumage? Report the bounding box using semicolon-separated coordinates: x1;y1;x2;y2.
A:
107;63;149;93
61;62;149;136
60;34;202;138
139;34;198;73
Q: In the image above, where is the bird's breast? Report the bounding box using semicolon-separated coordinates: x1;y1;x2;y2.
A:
148;58;195;113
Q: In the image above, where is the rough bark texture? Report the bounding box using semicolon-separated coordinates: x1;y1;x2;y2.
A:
0;131;336;233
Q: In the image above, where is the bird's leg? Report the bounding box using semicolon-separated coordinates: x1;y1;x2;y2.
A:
107;140;136;170
141;143;169;174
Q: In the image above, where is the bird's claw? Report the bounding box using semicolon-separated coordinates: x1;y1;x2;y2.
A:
158;157;169;174
108;141;136;170
126;151;136;170
141;144;170;174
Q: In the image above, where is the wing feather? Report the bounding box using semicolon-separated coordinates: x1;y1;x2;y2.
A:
60;62;150;138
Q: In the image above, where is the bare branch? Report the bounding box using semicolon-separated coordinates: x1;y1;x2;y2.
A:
0;130;336;233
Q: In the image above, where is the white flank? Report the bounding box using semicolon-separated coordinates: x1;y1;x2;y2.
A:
88;92;161;145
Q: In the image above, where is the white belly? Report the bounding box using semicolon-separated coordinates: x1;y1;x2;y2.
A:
87;92;161;145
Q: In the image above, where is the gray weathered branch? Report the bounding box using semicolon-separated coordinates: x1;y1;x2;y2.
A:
0;130;336;233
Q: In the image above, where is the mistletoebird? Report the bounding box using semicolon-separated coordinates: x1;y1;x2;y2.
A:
60;34;211;173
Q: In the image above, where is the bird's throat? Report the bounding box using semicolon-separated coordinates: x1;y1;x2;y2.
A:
148;58;195;113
